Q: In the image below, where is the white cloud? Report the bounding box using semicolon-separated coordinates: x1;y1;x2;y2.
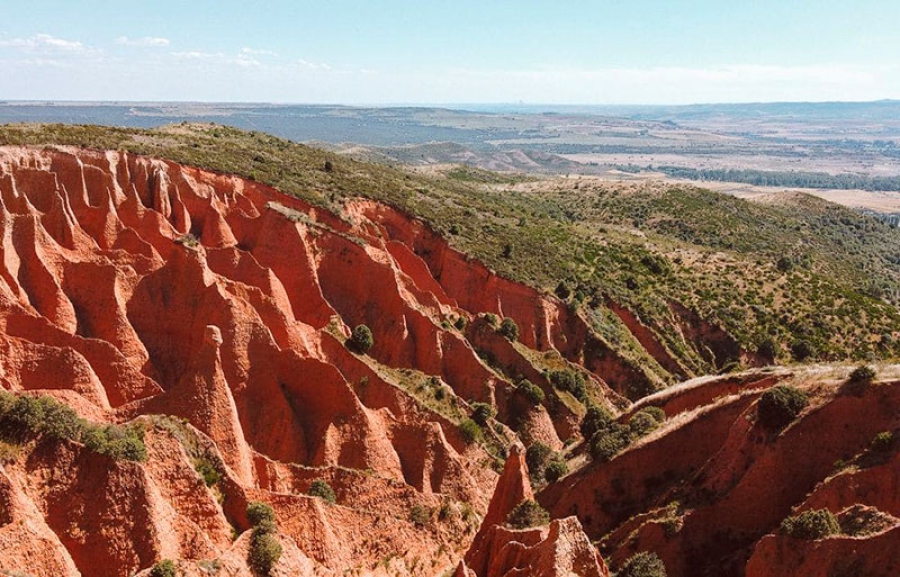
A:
115;36;169;47
298;58;331;70
241;47;277;56
0;33;90;52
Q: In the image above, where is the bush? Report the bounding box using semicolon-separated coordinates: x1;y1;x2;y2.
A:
484;313;499;327
757;385;809;429
246;501;276;526
471;402;496;426
409;504;431;526
0;392;146;461
347;324;374;353
544;459;568;483
506;499;550;529
757;338;779;361
308;479;336;504
150;560;177;577
871;431;894;452
790;340;815;361
454;316;467;330
639;406;666;423
849;365;877;384
498;317;520;342
549;370;587;401
580;405;615;439
195;458;221;487
589;424;631;462
246;500;282;574
518;380;545;405
628;411;661;438
617;551;667;577
525;443;552;479
459;419;482;444
248;529;282;575
780;508;841;540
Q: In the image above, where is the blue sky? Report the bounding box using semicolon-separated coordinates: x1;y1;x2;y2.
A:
1;0;898;104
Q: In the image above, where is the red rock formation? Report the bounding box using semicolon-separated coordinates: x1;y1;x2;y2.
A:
463;446;610;577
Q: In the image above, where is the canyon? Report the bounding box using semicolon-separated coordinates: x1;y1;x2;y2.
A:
0;145;897;577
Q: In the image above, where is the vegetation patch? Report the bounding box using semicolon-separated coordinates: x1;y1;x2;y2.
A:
246;502;282;575
757;385;809;429
308;479;337;504
780;508;841;540
617;551;668;577
506;499;550;529
0;392;146;461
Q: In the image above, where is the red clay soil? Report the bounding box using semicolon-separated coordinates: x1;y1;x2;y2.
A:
0;146;648;576
4;145;881;577
551;377;900;577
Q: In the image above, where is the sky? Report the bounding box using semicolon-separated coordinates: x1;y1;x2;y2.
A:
1;0;898;105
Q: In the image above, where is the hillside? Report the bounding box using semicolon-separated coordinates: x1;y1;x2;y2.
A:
2;124;899;380
0;127;899;576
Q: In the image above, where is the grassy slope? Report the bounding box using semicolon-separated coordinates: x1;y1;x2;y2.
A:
1;122;898;378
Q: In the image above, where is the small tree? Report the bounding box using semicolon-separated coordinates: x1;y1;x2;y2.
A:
498;317;520;342
780;508;841;540
525;443;552;480
518;379;545;405
459;419;482;444
246;501;282;575
348;325;374;354
544;459;568;483
757;385;809;429
506;499;550;529
308;479;337;504
618;551;667;577
580;405;614;439
849;365;876;384
150;560;177;577
246;502;276;526
790;340;814;362
471;402;496;426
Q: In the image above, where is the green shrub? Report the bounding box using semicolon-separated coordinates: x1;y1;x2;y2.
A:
248;529;282;575
506;499;550;529
246;500;282;574
580;405;615;439
484;313;499;327
454;316;467;330
409;504;431;526
628;411;661;438
518;380;545;405
0;392;146;462
639;406;667;423
347;324;374;353
790;340;815;361
617;551;667;577
780;508;841;540
849;365;877;384
525;443;552;479
308;479;336;504
150;559;177;577
549;370;587;401
82;423;147;461
757;385;809;429
498;317;520;342
471;402;496;426
246;501;276;526
459;419;482;444
195;458;221;487
757;338;779;361
871;431;894;452
544;459;568;483
589;424;631;462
